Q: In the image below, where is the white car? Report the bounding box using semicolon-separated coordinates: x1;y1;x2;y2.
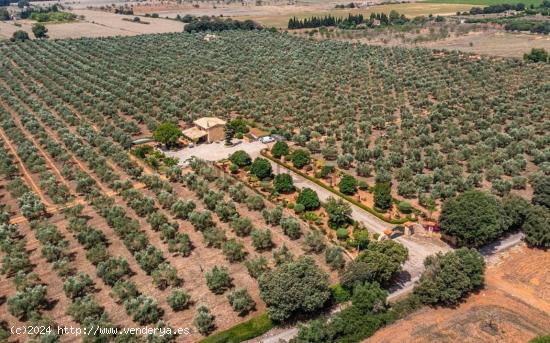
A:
260;136;275;144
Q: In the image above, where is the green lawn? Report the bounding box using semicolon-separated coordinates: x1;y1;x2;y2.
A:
422;0;544;6
199;313;273;343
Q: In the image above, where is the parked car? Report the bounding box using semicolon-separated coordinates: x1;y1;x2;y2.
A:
271;134;286;142
260;136;275;144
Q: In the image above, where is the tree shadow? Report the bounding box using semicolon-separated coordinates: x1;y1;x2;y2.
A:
388;270;412;293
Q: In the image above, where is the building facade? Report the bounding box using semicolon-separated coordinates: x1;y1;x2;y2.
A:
183;117;226;143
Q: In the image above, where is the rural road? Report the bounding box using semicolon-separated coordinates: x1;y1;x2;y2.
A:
245;156;526;343
250;232;526;343
167;143;525;343
267;159;452;282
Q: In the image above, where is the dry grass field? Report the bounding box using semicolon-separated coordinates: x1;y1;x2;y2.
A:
131;2;473;28
236;3;474;28
422;30;550;57
0;9;183;40
314;27;550;58
367;245;550;343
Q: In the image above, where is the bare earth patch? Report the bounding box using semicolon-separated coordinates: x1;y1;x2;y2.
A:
367;245;550;343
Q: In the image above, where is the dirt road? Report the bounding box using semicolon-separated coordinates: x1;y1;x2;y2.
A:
250;232;525;343
247;158;526;343
267;159;451;282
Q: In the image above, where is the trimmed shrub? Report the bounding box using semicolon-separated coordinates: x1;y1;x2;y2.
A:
397;201;413;214
296;188;320;211
274;173;294;193
230;150;252;167
339;174;357;195
271;141;289;158
250;157;272;179
291;149;311;169
336;228;349;240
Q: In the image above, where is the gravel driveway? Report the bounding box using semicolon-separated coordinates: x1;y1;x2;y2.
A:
164;140;272;166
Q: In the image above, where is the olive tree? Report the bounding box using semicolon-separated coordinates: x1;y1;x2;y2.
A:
8;285;48;320
124;295;163;325
167;289;191;311
227;288;256;316
63;272;95;300
251;228;274;251
205;266;232;294
194;304;215;335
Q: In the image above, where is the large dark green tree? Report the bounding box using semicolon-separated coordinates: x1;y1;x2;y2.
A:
341;240;408;288
339;174;357;195
291;149;311;169
414;248;485;306
439;191;506;247
524;48;549;63
11;30;29;42
229;150;252;167
259;257;330;322
296;188;320;211
250;157;272;179
523;205;550;248
533;175;550;209
153;122;182;148
32;23;48;38
271;141;289;158
274;173;294;193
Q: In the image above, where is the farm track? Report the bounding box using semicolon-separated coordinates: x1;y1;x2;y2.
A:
0;126;52;208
